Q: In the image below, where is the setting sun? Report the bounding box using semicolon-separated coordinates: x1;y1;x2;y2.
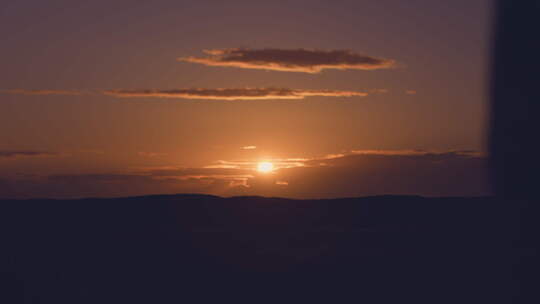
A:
257;162;274;173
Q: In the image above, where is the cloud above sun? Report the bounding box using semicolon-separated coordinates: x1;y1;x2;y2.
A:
5;88;370;100
102;88;368;100
4;48;391;101
179;48;396;73
5;88;368;100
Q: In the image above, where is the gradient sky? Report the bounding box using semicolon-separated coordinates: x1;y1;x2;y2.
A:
0;0;492;198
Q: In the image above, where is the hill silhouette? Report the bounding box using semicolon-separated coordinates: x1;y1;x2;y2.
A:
1;194;517;303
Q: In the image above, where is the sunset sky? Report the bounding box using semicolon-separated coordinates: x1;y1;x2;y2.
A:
0;0;492;198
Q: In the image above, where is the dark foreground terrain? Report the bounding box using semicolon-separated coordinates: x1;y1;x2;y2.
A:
0;195;531;303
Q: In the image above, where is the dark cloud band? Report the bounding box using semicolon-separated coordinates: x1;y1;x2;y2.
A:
0;150;488;199
5;87;369;100
103;88;367;100
179;48;396;73
0;151;60;159
4;89;83;96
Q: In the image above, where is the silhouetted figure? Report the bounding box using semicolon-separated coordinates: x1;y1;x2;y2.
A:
490;1;540;302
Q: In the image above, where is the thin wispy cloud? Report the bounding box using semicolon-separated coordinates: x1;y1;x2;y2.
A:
5;89;84;96
347;149;483;157
103;88;367;100
138;152;168;158
369;89;389;94
208;158;309;170
0;151;62;159
179;48;396;73
4;88;368;100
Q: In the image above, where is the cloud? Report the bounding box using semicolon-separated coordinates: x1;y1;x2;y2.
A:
0;150;490;199
140;167;254;177
42;168;254;198
347;149;483;157
369;89;389;94
48;174;150;183
103;88;367;100
245;150;489;198
0;151;62;160
138;152;168;157
241;146;257;150
209;158;309;170
77;149;105;155
5;89;84;96
205;150;489;198
6;87;371;101
406;90;417;95
179;48;396;73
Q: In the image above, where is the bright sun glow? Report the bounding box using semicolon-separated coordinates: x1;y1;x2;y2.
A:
257;162;274;173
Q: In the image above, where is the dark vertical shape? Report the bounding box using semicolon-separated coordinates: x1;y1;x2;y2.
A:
490;0;540;198
490;1;540;303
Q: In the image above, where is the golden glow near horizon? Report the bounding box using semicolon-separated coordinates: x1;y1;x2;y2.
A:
257;162;274;173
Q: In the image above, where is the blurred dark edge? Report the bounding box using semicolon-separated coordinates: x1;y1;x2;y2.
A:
490;0;540;198
490;0;540;302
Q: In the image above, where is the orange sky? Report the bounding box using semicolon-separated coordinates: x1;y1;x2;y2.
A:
0;0;492;198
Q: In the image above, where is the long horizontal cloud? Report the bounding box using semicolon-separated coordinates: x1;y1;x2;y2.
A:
103;88;367;100
179;48;396;73
263;150;489;198
170;150;489;198
5;89;84;96
6;87;370;100
0;151;61;159
0;150;490;199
